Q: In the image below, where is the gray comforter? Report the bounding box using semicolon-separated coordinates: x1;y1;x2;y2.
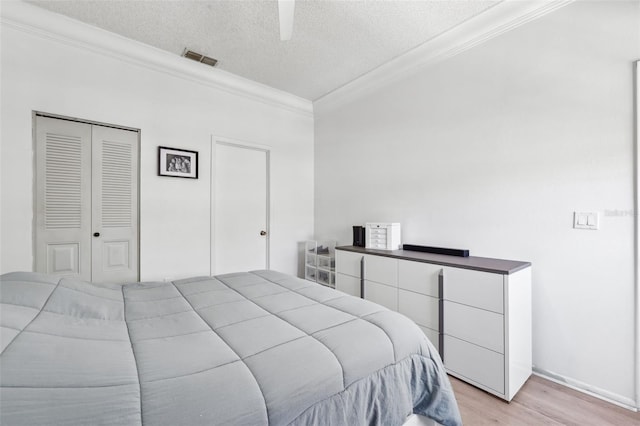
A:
0;270;461;426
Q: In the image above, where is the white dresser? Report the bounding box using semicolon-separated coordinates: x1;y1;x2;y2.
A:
335;246;531;401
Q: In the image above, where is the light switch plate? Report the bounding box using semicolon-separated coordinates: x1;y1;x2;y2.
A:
573;212;599;230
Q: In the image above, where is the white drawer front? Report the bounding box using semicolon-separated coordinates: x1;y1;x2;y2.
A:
444;267;504;314
335;273;361;297
364;255;398;287
364;280;398;310
444;301;504;353
418;325;440;354
336;250;363;277
444;335;505;395
369;242;388;250
398;260;441;296
398;289;439;330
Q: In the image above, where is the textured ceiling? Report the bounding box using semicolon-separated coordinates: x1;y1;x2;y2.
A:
27;0;503;100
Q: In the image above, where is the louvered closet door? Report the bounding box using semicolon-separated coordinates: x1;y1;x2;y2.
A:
35;117;93;280
35;116;138;283
91;125;138;283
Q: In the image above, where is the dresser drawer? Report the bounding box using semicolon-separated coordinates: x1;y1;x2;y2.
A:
336;250;363;277
443;267;504;314
398;260;441;297
444;301;504;353
398;289;439;330
364;255;397;287
364;281;397;310
335;273;361;297
369;228;387;235
444;335;505;395
418;325;440;353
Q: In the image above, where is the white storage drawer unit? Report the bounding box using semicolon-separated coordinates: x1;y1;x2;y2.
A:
365;222;401;250
442;265;532;401
335;246;531;401
304;240;336;289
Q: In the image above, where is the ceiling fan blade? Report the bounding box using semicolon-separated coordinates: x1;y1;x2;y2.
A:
278;0;295;41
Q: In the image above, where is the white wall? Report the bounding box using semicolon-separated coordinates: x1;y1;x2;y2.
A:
0;4;314;280
315;0;638;407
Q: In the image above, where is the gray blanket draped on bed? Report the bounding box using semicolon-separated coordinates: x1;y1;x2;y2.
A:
0;270;461;426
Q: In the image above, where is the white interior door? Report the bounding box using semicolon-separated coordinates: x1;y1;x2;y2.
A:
35;115;139;283
214;141;269;274
35;117;92;280
91;125;139;283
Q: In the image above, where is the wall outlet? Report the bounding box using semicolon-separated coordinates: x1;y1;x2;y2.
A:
573;212;599;230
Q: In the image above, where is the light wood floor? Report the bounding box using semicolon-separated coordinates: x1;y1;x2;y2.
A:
450;375;640;425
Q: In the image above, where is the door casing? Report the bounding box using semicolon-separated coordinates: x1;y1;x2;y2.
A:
211;136;271;275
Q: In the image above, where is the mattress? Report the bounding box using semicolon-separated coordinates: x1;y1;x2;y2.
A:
0;270;461;425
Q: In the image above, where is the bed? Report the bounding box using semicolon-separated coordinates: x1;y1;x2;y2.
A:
0;270;461;426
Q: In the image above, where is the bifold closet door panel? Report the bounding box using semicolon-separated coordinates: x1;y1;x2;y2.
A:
35;117;93;280
91;125;139;284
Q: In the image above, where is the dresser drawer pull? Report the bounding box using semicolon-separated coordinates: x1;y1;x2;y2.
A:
439;269;444;360
360;256;365;299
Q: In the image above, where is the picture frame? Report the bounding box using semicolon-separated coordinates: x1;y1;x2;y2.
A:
158;146;198;179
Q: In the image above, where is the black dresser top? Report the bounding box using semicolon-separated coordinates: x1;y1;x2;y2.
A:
336;246;531;275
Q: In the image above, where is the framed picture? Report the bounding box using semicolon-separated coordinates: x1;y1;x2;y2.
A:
158;146;198;179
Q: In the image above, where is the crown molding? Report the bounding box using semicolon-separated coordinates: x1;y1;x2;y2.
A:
314;0;575;112
0;1;313;117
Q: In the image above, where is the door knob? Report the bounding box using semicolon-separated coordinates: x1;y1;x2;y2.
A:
93;232;100;237
260;230;267;236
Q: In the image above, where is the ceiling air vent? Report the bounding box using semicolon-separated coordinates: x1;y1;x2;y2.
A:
182;49;218;67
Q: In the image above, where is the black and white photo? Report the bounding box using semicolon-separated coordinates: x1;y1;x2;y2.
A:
158;146;198;179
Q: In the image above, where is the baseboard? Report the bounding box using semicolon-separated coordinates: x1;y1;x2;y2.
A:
532;368;638;412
